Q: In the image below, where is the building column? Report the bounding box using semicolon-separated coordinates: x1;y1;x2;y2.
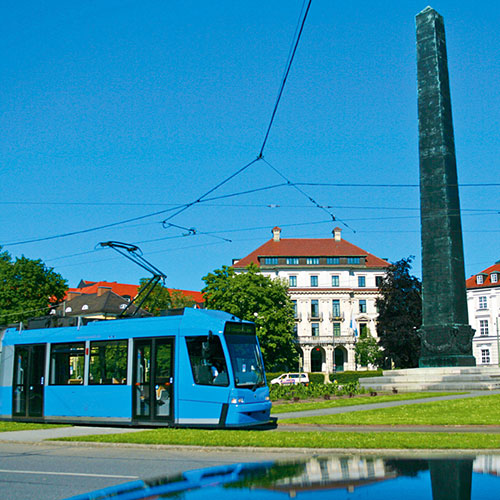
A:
302;345;312;372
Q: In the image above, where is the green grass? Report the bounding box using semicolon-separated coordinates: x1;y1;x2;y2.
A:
281;394;500;426
0;421;67;432
271;392;463;414
56;428;500;449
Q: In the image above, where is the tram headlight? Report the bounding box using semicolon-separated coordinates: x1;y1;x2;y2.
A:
230;398;244;404
265;396;270;401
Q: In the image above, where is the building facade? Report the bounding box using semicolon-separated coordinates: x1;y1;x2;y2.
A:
233;227;389;373
466;262;500;366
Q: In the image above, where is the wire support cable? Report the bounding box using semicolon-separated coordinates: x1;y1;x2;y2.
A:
259;0;312;157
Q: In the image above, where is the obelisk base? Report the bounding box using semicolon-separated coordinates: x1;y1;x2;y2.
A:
418;324;476;368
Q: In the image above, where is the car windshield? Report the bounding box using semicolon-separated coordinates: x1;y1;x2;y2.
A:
224;323;265;389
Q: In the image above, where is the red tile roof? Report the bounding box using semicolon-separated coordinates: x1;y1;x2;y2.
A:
233;237;389;269
67;281;204;303
466;263;500;289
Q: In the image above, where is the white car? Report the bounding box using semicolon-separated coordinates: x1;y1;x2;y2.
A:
270;373;309;386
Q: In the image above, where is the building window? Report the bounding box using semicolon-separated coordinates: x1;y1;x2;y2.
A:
476;275;484;284
306;257;319;265
359;300;367;313
358;276;366;288
311;323;319;336
481;349;491;364
311;300;319;318
289;276;297;287
327;257;340;265
89;340;128;385
292;300;297;319
347;257;360;265
310;275;318;287
333;323;341;336
491;273;498;284
286;258;299;265
293;323;298;336
480;320;489;336
264;257;278;265
359;323;369;338
375;276;383;287
479;296;488;310
331;275;339;287
50;343;85;385
332;300;341;317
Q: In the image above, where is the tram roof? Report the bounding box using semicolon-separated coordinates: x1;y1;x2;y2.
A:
1;308;249;346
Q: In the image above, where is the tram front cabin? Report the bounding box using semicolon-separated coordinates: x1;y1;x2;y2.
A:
0;309;271;428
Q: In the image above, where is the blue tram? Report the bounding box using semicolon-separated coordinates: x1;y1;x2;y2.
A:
0;309;271;427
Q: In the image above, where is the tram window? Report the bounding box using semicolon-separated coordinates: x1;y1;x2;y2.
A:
89;340;128;384
50;343;85;385
186;335;229;386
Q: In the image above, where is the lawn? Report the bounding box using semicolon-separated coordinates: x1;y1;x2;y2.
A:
0;421;67;432
57;428;500;450
271;392;462;414
280;394;500;426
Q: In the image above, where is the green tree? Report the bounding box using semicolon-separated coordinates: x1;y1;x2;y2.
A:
376;257;422;368
202;264;298;371
137;278;195;316
355;335;383;368
0;248;67;325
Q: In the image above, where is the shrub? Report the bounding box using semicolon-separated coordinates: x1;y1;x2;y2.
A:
269;380;365;401
329;370;383;384
308;373;325;385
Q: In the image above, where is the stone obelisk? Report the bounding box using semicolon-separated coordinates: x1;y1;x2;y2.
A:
416;7;475;367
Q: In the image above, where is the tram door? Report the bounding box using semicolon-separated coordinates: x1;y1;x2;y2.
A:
12;344;46;418
133;338;174;422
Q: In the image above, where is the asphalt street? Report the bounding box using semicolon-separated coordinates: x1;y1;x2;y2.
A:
0;442;310;500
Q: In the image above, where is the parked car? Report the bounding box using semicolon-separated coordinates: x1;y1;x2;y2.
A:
270;373;309;386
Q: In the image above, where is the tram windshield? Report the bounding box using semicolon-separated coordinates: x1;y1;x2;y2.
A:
224;322;265;389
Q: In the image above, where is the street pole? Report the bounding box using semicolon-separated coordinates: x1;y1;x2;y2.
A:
496;317;500;367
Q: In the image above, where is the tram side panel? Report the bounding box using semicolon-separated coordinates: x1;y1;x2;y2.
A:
0;345;14;418
175;326;233;427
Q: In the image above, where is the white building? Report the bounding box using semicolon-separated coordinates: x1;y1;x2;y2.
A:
466;262;500;366
233;227;389;373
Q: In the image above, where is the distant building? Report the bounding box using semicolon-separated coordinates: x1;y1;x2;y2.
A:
233;227;389;372
67;280;205;309
466;262;500;366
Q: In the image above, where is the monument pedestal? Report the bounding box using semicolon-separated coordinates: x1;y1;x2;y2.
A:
359;366;500;392
419;324;476;367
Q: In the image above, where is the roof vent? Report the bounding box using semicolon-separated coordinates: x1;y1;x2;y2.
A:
333;227;342;241
272;226;281;242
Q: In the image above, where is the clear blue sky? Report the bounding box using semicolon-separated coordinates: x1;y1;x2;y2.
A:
1;1;498;291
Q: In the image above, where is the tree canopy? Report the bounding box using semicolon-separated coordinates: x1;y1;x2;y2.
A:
355;335;383;368
202;264;298;371
136;278;196;316
376;257;422;368
0;248;67;325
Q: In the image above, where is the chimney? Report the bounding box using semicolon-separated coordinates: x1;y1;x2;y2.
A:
333;227;342;241
272;226;281;242
97;286;111;297
66;291;81;300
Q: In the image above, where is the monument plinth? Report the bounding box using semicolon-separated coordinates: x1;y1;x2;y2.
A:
416;7;475;367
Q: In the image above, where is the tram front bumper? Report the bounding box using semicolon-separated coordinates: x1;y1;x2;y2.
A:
225;400;272;427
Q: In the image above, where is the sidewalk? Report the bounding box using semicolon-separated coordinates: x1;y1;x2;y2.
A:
0;426;144;443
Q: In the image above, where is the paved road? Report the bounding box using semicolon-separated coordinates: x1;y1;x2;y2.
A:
0;442;309;500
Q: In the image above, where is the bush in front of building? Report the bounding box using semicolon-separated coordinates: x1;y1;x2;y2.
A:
269;380;364;401
329;370;383;384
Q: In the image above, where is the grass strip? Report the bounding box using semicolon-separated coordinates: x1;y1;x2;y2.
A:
281;394;500;426
56;428;500;449
0;422;67;432
271;392;463;414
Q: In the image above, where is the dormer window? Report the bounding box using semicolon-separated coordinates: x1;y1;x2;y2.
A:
264;257;278;265
65;307;72;313
476;275;484;284
286;258;299;265
306;257;319;265
81;304;89;311
348;257;360;265
491;273;498;284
